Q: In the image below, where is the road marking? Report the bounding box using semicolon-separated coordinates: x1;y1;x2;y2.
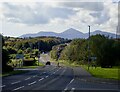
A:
62;87;67;92
25;77;31;80
69;79;74;84
11;81;21;85
43;72;46;73
63;78;74;92
45;75;49;78
53;72;56;74
28;81;36;86
70;88;75;92
12;86;24;91
64;88;68;91
33;75;37;78
0;85;6;88
39;78;44;81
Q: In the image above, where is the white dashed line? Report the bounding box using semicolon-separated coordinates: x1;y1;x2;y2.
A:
43;72;46;73
70;88;75;92
33;75;37;78
39;78;44;81
28;81;36;86
64;88;68;91
63;78;74;92
0;85;6;88
25;77;31;80
12;86;24;91
11;81;21;85
45;76;49;78
69;79;74;84
62;87;68;92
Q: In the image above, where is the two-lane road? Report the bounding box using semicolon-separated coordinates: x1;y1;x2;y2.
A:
1;65;119;92
1;54;120;92
2;65;74;91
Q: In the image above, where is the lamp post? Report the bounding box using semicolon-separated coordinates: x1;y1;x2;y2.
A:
88;25;90;70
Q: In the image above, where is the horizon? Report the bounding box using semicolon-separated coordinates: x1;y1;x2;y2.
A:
0;1;118;37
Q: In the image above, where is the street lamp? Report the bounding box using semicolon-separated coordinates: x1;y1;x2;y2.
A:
88;25;90;70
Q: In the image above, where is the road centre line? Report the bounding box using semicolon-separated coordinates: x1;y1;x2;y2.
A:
11;81;21;85
43;72;46;73
25;77;31;80
28;81;36;86
62;87;68;92
12;86;24;91
39;78;44;81
63;77;74;92
33;75;37;77
70;88;75;92
69;79;74;84
45;76;49;78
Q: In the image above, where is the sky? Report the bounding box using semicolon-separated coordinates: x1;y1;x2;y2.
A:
0;0;119;37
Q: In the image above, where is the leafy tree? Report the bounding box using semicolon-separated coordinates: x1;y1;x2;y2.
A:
17;49;23;54
7;47;17;54
90;35;117;67
2;48;13;72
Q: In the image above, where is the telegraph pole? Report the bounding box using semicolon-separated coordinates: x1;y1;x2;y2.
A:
88;25;90;70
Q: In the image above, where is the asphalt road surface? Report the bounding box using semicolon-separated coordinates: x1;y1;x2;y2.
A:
1;54;120;92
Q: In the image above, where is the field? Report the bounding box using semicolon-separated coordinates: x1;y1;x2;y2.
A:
54;60;120;80
83;65;120;80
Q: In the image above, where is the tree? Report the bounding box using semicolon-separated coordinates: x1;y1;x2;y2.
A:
2;48;13;72
90;35;116;67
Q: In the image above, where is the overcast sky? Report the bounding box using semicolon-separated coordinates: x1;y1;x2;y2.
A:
0;0;119;37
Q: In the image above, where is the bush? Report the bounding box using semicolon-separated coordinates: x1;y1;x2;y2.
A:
23;58;35;66
2;48;13;72
10;54;16;59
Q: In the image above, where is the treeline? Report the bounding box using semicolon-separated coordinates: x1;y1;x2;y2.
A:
4;36;71;53
50;35;120;68
2;36;70;72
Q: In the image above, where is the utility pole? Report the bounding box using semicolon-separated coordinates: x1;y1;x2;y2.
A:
88;25;90;70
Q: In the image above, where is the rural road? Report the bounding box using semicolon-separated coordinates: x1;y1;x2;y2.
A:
1;54;120;92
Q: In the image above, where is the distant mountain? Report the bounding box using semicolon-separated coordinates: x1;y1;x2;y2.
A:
59;28;85;39
20;28;116;39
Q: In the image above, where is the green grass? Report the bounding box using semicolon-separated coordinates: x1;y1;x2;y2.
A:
50;59;120;80
1;70;27;77
82;65;120;80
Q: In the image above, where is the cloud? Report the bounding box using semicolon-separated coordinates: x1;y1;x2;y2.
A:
59;2;104;11
1;1;118;37
90;11;110;24
2;2;76;25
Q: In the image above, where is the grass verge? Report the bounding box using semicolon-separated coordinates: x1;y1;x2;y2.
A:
1;70;27;77
50;59;120;80
82;65;120;80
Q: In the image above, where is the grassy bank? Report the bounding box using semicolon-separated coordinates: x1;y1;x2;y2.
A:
82;65;120;80
50;59;120;80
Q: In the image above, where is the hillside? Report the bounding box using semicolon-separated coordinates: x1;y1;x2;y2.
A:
20;28;116;39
